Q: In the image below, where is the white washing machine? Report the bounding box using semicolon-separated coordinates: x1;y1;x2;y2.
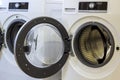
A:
11;0;120;80
0;0;62;80
61;0;120;80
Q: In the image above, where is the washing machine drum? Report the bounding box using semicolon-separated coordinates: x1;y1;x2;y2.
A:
73;22;114;68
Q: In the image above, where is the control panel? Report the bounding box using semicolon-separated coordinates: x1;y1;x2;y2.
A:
9;2;29;11
79;2;107;12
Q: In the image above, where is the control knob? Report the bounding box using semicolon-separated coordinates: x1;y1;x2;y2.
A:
89;3;95;9
15;3;20;8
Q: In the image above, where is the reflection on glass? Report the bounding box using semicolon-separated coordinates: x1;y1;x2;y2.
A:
24;23;64;68
79;25;112;65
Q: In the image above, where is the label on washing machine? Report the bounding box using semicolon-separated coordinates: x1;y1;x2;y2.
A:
65;8;76;12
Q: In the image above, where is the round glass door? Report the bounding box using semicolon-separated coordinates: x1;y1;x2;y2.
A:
14;17;69;78
73;22;114;68
24;23;64;68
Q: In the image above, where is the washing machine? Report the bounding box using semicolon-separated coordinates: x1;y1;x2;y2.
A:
12;0;64;79
61;0;120;80
9;0;120;80
0;0;62;80
7;0;70;79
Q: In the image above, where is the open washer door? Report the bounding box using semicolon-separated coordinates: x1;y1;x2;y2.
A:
14;17;70;78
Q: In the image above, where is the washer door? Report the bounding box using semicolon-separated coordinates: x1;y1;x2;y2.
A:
14;17;70;78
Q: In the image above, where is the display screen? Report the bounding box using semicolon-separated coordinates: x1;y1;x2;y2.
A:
9;2;29;10
79;2;107;12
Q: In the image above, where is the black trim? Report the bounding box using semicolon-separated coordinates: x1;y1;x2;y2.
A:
14;17;70;78
0;28;4;50
73;22;114;68
6;19;26;53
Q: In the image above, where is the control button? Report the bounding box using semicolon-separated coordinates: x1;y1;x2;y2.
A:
89;3;95;9
15;3;20;8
